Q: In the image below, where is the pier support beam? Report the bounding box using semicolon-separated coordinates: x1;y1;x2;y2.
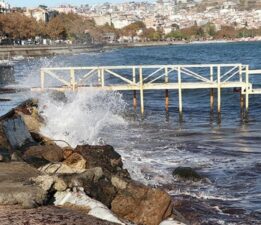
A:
240;90;244;112
165;67;169;112
178;67;182;116
210;89;214;113
139;67;144;115
165;90;169;112
210;66;214;113
133;90;137;110
245;65;249;114
217;66;221;114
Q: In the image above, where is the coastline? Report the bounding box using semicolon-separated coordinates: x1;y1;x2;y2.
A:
0;44;125;60
126;38;261;48
1;39;260;60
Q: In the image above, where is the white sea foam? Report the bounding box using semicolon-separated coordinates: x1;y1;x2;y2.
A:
38;90;127;147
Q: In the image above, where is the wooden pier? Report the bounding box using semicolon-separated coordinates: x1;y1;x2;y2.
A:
33;64;261;116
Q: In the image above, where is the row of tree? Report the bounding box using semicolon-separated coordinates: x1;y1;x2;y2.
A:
0;12;108;43
165;23;261;41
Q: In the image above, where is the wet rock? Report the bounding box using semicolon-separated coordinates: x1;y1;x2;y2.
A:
63;152;86;172
111;182;172;225
54;190;123;224
0;162;49;208
0;205;119;225
172;167;202;181
88;177;117;208
2;115;35;150
75;145;129;178
24;145;64;163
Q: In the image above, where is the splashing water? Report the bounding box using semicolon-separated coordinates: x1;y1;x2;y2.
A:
38;90;127;147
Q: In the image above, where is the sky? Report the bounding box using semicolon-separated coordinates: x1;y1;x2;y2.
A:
8;0;143;8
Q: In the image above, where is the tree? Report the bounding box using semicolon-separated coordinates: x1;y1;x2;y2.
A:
120;21;146;37
46;16;66;40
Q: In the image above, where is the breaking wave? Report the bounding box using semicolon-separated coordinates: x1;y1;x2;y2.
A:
38;90;127;147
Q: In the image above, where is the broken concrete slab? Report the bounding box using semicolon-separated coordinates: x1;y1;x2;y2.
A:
2;116;35;150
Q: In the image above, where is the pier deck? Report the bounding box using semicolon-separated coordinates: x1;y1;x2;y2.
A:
34;64;261;115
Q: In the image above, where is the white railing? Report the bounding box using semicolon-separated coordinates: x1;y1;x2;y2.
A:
38;64;252;115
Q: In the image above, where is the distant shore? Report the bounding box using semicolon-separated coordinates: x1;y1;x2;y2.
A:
0;44;124;60
1;38;260;60
127;38;261;47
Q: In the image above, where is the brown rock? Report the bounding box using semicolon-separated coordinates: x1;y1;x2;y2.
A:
64;152;86;171
0;162;48;208
24;145;64;162
63;147;73;159
111;182;172;225
75;145;129;178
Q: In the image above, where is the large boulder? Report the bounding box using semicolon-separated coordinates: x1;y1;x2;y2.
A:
63;152;87;172
111;181;173;225
23;145;64;163
2;115;35;150
0;162;49;208
75;145;129;178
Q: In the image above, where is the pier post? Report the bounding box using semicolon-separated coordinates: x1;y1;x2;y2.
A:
70;68;76;91
165;66;169;112
210;66;214;113
240;89;244;112
40;69;45;91
217;65;221;114
139;67;144;115
178;66;182;116
245;65;249;113
101;68;105;87
133;67;137;110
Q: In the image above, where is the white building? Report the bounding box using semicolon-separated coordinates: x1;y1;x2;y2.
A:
0;0;10;13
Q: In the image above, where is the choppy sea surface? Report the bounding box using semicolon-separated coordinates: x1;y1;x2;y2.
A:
1;42;261;224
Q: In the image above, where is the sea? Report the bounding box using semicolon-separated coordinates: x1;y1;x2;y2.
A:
0;41;261;224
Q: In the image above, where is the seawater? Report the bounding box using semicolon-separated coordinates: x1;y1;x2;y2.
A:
1;42;261;224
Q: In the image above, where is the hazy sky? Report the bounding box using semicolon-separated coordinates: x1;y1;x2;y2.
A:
8;0;144;8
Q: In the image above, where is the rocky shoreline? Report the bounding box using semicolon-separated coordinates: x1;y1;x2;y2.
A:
0;98;185;225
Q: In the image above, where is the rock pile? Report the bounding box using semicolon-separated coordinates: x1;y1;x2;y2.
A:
0;99;180;225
